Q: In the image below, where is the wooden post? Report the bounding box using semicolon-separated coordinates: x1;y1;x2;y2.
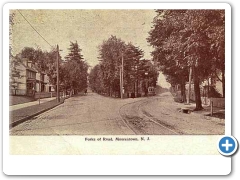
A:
38;94;40;105
210;100;213;116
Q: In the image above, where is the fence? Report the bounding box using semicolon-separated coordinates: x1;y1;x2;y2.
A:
210;98;225;116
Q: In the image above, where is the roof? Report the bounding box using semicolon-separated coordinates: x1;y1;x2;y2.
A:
19;61;38;73
12;57;47;74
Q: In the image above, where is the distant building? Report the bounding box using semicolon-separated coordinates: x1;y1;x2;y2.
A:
170;76;223;105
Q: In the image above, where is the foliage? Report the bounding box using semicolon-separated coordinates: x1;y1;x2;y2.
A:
9;12;22;90
9;13;88;94
123;43;144;93
148;10;225;110
63;41;89;93
89;65;104;93
89;35;158;97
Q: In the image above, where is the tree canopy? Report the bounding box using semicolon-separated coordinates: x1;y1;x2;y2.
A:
148;10;225;110
62;41;89;93
11;41;88;94
89;35;158;97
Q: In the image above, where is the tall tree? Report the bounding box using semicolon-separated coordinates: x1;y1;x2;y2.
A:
89;65;104;93
209;10;225;97
98;36;126;96
124;43;144;95
148;10;225;110
9;12;22;92
64;41;88;94
65;41;84;62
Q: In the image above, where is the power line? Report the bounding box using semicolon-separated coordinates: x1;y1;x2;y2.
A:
17;10;53;48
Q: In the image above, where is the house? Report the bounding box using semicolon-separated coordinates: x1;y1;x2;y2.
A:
184;77;223;105
10;58;37;96
10;58;51;96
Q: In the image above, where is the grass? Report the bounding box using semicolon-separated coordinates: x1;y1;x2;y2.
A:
10;98;64;126
10;95;35;106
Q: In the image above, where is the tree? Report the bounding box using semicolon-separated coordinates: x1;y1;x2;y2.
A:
65;41;84;62
124;43;144;95
138;59;159;96
148;10;225;110
9;12;15;56
9;12;22;92
90;34;159;98
64;41;89;94
44;48;63;88
209;10;225;97
152;40;189;102
20;47;50;71
96;36;147;97
98;36;126;96
89;65;104;93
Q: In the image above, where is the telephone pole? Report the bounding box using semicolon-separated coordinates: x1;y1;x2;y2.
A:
120;67;122;99
121;51;124;99
56;44;60;102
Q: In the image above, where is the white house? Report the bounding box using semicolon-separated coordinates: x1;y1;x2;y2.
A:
10;58;52;96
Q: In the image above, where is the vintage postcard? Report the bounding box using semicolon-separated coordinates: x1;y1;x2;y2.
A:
3;2;233;175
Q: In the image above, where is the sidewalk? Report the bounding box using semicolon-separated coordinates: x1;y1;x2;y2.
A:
140;94;225;134
179;103;225;119
10;97;56;111
9;97;67;128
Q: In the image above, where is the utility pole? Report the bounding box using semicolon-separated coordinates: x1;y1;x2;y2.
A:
56;44;60;102
187;66;192;104
136;60;139;97
120;67;122;99
121;51;124;99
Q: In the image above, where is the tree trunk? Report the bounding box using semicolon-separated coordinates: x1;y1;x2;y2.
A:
222;69;225;98
187;66;192;104
134;81;136;96
180;79;186;103
207;78;210;98
136;80;138;97
193;66;203;111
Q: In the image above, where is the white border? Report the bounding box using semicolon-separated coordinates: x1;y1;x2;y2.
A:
3;3;231;175
3;2;232;9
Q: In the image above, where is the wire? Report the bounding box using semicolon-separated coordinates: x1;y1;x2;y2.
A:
17;10;53;48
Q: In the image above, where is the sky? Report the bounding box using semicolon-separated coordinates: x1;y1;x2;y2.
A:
11;9;171;88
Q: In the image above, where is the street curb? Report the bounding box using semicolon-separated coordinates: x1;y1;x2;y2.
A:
9;99;65;129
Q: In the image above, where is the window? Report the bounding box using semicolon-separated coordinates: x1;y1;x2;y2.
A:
27;70;36;79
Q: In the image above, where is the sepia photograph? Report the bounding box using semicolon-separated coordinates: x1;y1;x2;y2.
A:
3;2;234;176
9;8;225;136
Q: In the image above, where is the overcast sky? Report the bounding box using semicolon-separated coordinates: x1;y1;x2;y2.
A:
11;9;170;88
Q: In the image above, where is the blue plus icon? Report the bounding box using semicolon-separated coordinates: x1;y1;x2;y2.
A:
218;136;238;156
